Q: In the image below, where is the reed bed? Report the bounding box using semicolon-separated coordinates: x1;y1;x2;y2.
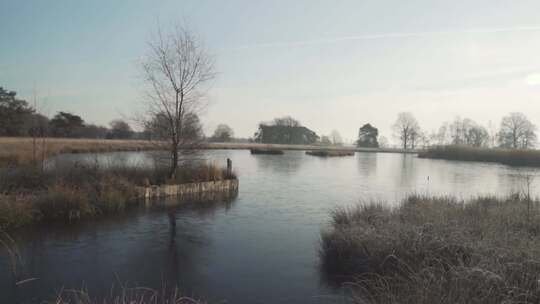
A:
0;163;237;230
0;137;156;166
320;194;540;304
418;145;540;167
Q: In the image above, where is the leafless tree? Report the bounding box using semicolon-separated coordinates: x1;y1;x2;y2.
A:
499;112;537;149
140;24;215;178
330;130;343;146
392;112;421;149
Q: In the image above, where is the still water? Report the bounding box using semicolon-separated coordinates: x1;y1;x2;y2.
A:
1;150;539;303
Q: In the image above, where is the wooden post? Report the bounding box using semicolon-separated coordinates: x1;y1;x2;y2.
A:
227;158;232;176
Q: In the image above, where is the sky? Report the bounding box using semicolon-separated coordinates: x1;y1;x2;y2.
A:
2;0;540;144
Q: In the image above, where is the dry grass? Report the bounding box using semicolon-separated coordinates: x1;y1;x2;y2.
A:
418;145;540;167
320;194;540;304
0;137;156;166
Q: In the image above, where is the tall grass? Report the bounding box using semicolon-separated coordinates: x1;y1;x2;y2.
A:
320;194;540;304
418;145;540;166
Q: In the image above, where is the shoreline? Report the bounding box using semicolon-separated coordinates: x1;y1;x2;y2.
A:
0;137;421;165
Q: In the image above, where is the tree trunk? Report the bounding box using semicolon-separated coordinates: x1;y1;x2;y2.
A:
403;131;408;150
169;145;178;180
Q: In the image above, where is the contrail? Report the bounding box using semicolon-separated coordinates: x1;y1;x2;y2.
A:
222;26;540;51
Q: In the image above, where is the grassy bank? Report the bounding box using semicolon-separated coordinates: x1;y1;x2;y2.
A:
0;163;237;230
320;194;540;303
418;145;540;167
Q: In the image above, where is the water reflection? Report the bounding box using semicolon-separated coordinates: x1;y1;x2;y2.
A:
356;153;377;178
253;151;304;174
0;195;237;304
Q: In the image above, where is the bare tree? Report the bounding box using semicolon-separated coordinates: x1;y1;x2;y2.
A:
392;112;421;149
141;24;215;178
330;130;343;146
499;112;537;149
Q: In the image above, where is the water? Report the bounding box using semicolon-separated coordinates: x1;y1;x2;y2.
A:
2;150;540;303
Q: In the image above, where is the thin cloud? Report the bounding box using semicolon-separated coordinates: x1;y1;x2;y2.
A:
222;26;540;51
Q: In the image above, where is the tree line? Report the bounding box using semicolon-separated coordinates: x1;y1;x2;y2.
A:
389;111;537;150
0;86;137;139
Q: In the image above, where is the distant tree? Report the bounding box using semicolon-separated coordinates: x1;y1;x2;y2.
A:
273;116;301;127
330;130;343;146
27;113;50;137
448;117;474;145
499;112;537;149
82;124;109;139
211;124;234;142
108;119;133;139
445;117;489;147
254;117;319;144
0;87;35;136
49;112;85;137
466;125;489;147
320;135;332;145
378;136;389;148
144;112;203;143
392;112;421;149
357;123;379;148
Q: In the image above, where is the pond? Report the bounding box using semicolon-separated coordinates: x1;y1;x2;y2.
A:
1;150;539;303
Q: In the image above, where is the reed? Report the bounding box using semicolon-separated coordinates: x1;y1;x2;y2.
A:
418;145;540;167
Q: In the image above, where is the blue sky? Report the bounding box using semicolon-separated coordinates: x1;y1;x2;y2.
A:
2;0;540;142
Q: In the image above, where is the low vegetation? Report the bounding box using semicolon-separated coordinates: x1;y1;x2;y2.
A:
320;194;540;303
418;145;540;167
0;163;237;230
306;150;355;157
